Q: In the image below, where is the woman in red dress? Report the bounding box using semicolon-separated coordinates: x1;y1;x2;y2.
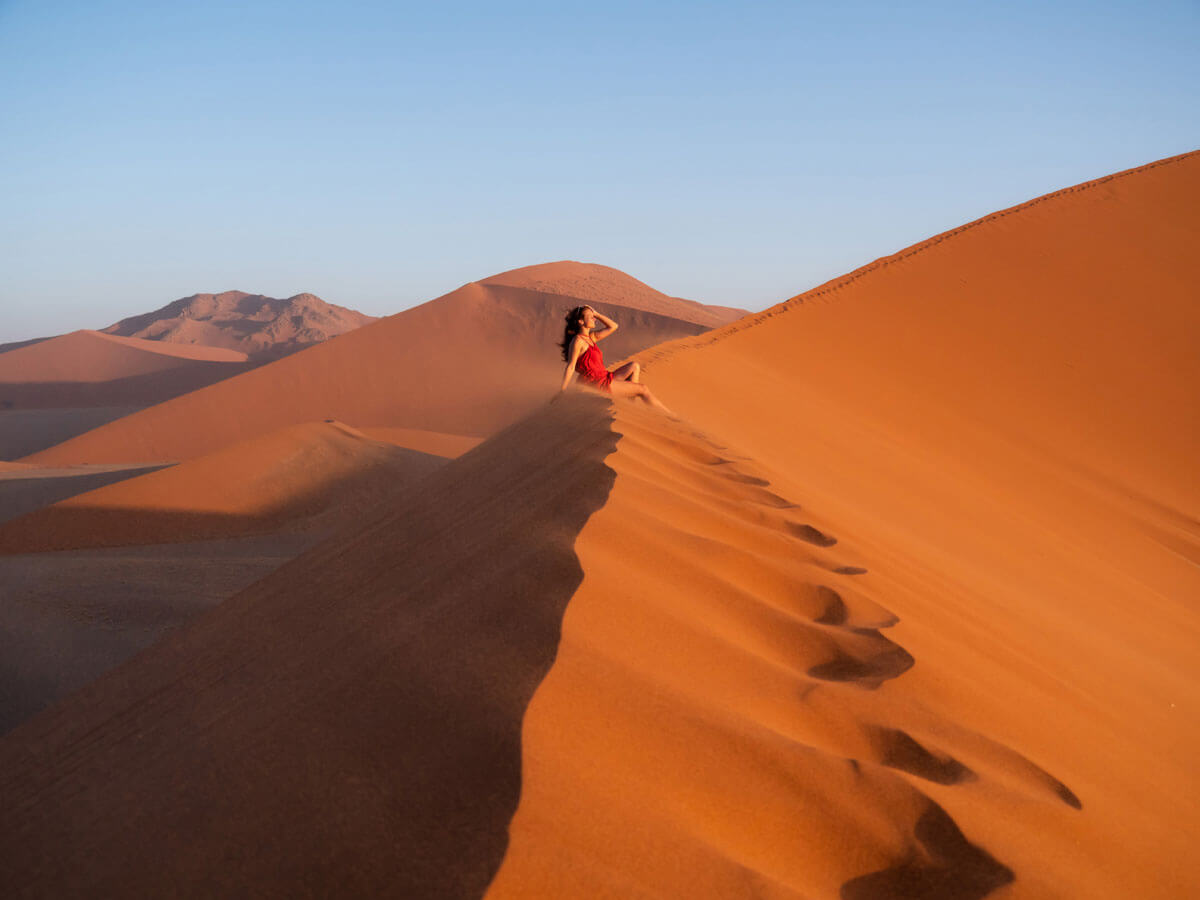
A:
557;305;674;415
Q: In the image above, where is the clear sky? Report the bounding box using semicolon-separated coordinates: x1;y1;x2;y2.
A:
2;0;1197;342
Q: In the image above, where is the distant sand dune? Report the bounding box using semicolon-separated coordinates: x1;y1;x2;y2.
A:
0;329;254;409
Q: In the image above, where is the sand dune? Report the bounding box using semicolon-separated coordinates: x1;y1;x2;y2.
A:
0;394;620;895
0;420;446;554
20;262;738;465
0;329;255;409
0;151;1196;898
492;150;1200;897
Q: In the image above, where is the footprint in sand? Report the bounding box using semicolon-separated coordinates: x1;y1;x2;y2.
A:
805;588;912;689
840;800;1014;900
807;632;915;689
786;522;838;547
711;465;772;487
870;727;975;786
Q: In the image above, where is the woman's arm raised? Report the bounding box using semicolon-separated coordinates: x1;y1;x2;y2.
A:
592;310;619;341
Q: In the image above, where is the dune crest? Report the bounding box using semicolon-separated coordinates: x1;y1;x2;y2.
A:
482;261;747;327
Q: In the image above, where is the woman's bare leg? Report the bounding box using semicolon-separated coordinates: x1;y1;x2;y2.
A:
609;379;674;416
610;361;641;383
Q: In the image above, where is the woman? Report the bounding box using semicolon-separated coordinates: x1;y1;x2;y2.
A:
557;305;674;415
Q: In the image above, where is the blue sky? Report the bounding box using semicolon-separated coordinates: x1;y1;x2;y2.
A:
2;0;1197;342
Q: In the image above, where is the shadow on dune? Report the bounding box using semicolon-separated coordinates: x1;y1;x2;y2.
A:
0;392;619;897
1;362;259;418
0;444;447;554
0;463;172;526
0;406;148;460
841;800;1014;900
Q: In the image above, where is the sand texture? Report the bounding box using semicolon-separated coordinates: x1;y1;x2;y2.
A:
0;152;1196;898
491;150;1200;898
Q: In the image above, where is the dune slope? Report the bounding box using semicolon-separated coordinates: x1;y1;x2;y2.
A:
0;394;619;896
0;330;253;409
491;150;1200;898
0;420;446;553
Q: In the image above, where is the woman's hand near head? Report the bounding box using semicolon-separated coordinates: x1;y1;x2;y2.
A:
592;309;619;340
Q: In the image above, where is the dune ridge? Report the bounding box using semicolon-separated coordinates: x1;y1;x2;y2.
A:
0;394;621;896
482;261;748;327
490;402;1036;897
642;149;1200;356
0;330;255;410
487;148;1200;897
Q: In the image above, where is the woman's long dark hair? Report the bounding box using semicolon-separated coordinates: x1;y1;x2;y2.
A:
559;305;591;362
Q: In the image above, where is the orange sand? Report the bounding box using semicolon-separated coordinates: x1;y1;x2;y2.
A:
355;426;483;459
491;150;1200;898
0;152;1196;898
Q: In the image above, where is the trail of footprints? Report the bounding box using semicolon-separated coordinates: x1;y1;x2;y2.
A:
655;422;1082;898
679;424;1081;796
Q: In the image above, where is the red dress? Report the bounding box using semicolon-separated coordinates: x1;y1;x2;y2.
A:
575;336;613;392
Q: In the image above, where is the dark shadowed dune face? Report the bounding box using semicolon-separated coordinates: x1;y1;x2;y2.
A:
840;801;1014;900
0;393;619;897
